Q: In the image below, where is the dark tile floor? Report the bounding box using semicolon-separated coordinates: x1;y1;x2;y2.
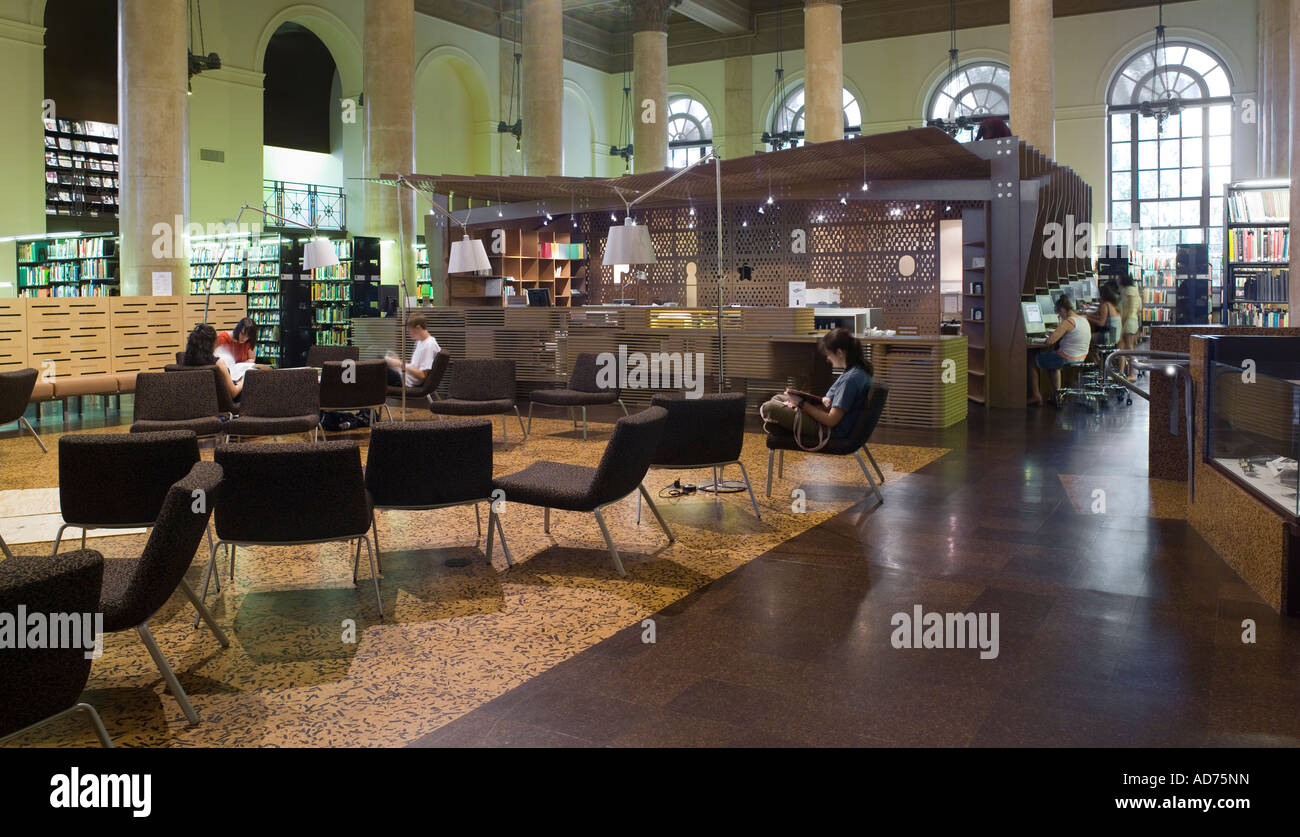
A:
411;399;1300;748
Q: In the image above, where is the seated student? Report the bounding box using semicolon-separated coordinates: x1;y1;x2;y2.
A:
384;314;441;388
1084;284;1123;346
759;328;873;450
183;323;243;403
1029;294;1091;407
214;317;262;386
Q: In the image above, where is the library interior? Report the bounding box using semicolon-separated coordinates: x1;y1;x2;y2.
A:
0;0;1298;751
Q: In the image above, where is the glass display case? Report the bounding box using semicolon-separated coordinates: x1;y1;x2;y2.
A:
1205;335;1300;517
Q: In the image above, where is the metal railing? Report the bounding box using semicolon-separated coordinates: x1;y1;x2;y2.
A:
262;180;346;231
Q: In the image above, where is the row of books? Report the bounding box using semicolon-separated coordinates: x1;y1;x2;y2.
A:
314;326;350;346
310;283;352;301
1142;306;1175;323
1228;228;1289;263
17;237;114;261
48;205;115;217
312;263;352;281
1141;288;1174;305
1234;270;1290;303
194;262;279;279
247;293;279;310
44;119;119;139
190;241;280;264
44;135;118;156
537;242;586;259
45;152;119;172
19;282;116;298
1225;304;1289;327
46;189;117;207
190;279;246;294
249;311;281;326
1226;188;1288;224
46;172;118;189
248;279;281;293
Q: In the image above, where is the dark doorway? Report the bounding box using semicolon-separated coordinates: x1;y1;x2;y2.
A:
44;0;118;123
263;23;337;153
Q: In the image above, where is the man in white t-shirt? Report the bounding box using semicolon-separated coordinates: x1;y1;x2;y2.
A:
385;314;441;388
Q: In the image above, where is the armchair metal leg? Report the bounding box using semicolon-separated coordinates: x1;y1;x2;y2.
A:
194;539;220;629
544;506;550;534
486;507;512;566
177;579;229;647
352;537;362;584
618;399;628;416
735;460;761;520
515;405;527;438
581;406;587;441
501;413;508;441
81;529;86;550
570;406;576;428
51;522;69;556
635;483;643;525
361;535;383;619
371;508;381;556
0;534;13;561
593;508;626;578
228;543;237;581
778;449;784;478
383;404;394;422
136;621;200;725
853;451;884;506
19;416;47;453
863;445;885;484
475;503;482;542
637;484;675;543
527;401;535;434
765;449;774;497
78;702;114;748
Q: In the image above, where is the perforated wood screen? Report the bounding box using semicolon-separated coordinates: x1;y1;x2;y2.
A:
578;200;943;332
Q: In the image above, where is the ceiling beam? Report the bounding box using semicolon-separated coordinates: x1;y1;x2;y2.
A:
676;0;751;34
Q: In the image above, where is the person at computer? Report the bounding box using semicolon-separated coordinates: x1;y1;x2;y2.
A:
1029;295;1091;407
183;323;244;404
384;314;441;388
1083;284;1122;346
759;328;873;449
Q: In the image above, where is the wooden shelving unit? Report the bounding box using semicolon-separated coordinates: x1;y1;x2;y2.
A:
961;208;988;405
43;118;119;218
16;234;119;298
459;227;585;307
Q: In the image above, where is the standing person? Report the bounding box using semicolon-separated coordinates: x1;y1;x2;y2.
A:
384;314;441;388
759;328;873;449
1029;294;1092;407
1084;284;1123;346
215;317;258;366
1118;275;1142;381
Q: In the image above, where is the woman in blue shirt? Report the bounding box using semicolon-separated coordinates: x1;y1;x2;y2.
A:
760;328;873;448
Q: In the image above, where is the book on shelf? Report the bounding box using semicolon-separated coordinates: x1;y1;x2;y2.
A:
1228;228;1289;263
1227;188;1289;224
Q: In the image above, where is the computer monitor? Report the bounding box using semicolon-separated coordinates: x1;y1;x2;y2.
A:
1088;279;1099;300
1022;301;1046;336
1036;294;1058;326
526;287;552;307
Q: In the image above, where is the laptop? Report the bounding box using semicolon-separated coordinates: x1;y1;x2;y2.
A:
1022;301;1046;337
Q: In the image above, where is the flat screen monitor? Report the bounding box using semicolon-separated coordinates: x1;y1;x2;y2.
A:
1036;294;1058;326
1072;281;1087;303
526;288;552;307
1022;302;1045;335
1088;279;1099;300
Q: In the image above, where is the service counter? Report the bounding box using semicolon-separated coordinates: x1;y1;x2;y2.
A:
353;306;967;429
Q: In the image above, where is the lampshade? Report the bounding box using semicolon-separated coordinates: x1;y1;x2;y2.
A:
448;234;492;274
303;238;340;271
603;217;657;266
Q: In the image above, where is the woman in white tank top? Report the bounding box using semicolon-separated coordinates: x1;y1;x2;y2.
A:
1029;294;1091;407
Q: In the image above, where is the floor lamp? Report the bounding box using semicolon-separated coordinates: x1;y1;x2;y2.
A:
199;203;339;335
607;151;725;392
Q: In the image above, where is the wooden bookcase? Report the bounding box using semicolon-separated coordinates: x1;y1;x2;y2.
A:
455;226;585;307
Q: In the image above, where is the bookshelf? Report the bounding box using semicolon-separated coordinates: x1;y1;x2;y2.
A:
16;234;119;298
1138;252;1177;327
43;118;119;218
187;232;286;364
460;226;585;307
1223;181;1289;327
309;238;353;347
960;207;987;405
416;244;433;302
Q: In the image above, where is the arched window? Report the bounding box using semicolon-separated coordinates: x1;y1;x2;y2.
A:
1107;42;1234;264
667;95;713;169
926;61;1010;142
767;84;861;149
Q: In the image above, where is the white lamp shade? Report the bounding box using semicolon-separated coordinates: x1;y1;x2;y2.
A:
448;235;492;273
303;238;340;271
603;218;657;266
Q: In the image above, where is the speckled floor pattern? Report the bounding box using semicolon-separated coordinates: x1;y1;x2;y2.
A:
0;404;947;747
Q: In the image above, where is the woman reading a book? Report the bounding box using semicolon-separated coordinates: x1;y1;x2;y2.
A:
759;328;873;450
215;317;258;365
183;324;244;403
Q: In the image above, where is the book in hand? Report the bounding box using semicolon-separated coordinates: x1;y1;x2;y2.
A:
785;388;822;405
228;361;258;384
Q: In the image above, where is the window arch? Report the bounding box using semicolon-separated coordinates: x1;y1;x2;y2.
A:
767;84;861;149
1106;42;1234;264
666;95;713;169
926;61;1010;142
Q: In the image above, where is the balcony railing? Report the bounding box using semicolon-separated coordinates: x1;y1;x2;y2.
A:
262;180;346;231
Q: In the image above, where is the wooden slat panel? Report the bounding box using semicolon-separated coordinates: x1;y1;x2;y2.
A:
110;297;185;373
183;295;247;333
26;297;111;378
0;298;27;374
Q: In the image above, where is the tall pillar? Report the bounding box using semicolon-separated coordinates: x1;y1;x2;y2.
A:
523;0;563;176
1289;0;1300;315
363;0;416;294
723;56;753;158
803;0;844;144
632;1;673;173
1009;0;1055;157
1261;0;1290;177
118;0;188;296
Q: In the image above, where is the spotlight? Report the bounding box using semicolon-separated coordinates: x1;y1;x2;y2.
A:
742;220;748;227
915;203;921;209
766;195;774;205
861;182;869;191
816;214;825;222
945;205;952;211
690;207;695;215
839;197;847;206
611;213;617;221
758;206;765;214
1165;365;1178;376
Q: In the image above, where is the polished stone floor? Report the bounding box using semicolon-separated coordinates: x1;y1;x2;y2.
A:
412;398;1300;748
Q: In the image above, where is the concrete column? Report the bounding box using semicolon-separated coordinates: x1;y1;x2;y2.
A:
363;0;416;293
117;0;189;296
1009;0;1054;157
1289;0;1300;313
803;0;844;144
723;56;753;158
632;0;674;173
1261;0;1289;177
523;0;563;176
